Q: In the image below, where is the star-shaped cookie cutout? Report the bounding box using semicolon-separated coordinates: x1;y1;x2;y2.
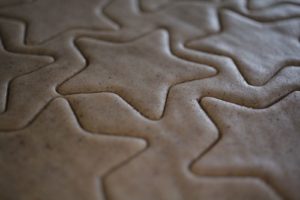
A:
0;40;52;113
187;10;300;85
192;92;300;200
59;30;216;119
105;0;246;45
65;92;282;200
0;0;117;44
0;98;146;200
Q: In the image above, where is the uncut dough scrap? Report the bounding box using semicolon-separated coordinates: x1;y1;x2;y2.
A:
0;0;299;200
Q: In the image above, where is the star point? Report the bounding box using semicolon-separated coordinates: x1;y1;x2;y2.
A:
0;40;52;112
59;30;216;119
187;10;300;85
193;92;300;200
0;98;146;200
0;0;117;44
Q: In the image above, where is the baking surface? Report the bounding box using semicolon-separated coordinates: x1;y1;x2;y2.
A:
0;0;299;199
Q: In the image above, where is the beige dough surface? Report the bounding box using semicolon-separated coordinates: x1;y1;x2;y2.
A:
0;0;299;200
